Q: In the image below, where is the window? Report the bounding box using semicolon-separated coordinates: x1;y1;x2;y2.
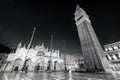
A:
113;46;118;50
106;55;109;60
115;54;119;59
118;54;120;59
110;55;114;60
107;55;112;60
77;15;83;21
108;47;113;51
37;51;45;56
113;55;117;60
105;48;108;51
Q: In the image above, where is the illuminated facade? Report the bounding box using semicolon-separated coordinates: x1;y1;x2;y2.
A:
104;41;120;71
75;54;86;71
5;42;64;71
64;54;78;70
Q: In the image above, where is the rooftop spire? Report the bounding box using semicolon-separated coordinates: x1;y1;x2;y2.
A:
41;42;45;48
75;4;81;12
41;42;44;46
23;44;26;48
75;4;90;23
75;4;86;14
18;42;22;48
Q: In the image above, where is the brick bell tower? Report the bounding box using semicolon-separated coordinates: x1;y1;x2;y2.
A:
74;4;112;72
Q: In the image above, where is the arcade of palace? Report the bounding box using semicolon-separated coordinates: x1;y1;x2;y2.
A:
104;41;120;71
5;42;64;71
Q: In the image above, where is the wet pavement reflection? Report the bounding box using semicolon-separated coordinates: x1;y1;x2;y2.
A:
4;71;119;80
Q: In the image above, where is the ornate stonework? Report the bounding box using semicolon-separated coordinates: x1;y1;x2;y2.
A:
5;42;64;71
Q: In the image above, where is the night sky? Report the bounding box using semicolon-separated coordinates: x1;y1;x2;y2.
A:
0;0;120;54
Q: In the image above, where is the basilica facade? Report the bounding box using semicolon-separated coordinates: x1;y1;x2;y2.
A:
5;42;64;71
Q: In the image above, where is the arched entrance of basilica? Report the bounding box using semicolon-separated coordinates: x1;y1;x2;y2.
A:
47;60;53;70
13;58;22;71
21;58;32;72
35;51;45;71
54;61;57;70
24;59;32;71
3;61;12;72
35;58;45;71
54;61;60;70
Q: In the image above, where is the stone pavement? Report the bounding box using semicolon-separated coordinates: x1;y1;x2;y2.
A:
1;71;120;80
1;72;32;80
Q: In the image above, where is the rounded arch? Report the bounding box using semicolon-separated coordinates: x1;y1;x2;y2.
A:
37;51;45;56
35;58;45;71
13;58;22;71
54;61;59;70
15;58;22;61
22;58;32;71
36;58;44;64
14;58;22;65
26;58;31;61
4;61;12;71
25;58;32;66
47;60;53;70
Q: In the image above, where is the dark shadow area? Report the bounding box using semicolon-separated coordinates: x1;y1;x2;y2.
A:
0;43;11;53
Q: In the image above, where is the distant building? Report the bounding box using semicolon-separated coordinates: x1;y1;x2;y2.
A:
74;54;86;71
5;42;64;71
104;41;120;71
63;54;86;71
64;54;77;70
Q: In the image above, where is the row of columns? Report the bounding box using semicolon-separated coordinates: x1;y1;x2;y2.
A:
106;54;120;60
110;64;120;71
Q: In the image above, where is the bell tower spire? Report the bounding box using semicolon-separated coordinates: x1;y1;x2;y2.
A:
74;4;112;72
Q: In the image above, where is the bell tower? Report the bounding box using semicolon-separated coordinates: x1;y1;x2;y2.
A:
74;5;111;72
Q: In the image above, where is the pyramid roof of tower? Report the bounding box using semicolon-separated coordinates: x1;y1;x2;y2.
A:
75;4;81;12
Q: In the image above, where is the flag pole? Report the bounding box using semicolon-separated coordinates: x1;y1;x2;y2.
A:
50;35;53;59
21;27;36;71
49;35;53;70
63;40;67;71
